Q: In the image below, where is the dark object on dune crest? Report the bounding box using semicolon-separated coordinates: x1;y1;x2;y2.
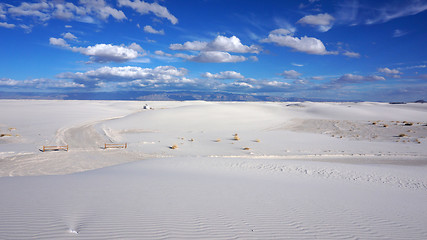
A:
389;102;406;105
143;104;152;110
414;100;425;103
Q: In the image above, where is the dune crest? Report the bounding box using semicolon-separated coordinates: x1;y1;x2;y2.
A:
1;100;426;239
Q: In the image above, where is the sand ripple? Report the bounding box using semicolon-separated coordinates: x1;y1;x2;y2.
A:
1;158;427;239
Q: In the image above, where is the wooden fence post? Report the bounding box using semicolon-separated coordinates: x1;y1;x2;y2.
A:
104;143;127;149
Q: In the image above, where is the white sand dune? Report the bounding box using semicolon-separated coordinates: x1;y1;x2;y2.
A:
1;100;427;239
1;158;427;239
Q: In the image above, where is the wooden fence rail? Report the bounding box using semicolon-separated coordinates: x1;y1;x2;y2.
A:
42;145;68;152
104;143;127;149
41;143;128;152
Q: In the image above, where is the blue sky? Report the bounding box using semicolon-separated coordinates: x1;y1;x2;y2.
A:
0;0;426;101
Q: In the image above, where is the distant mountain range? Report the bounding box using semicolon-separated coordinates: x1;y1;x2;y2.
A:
1;91;423;103
0;91;352;102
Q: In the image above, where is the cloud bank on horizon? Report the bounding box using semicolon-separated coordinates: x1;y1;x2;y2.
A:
0;0;426;101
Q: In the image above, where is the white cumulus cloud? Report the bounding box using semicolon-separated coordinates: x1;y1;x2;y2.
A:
49;37;70;48
80;0;126;21
0;5;6;19
143;25;164;35
57;66;191;90
335;74;385;84
62;32;77;41
16;1;125;21
280;70;302;79
155;50;173;57
170;35;260;53
170;41;207;51
128;42;143;52
261;28;336;55
342;50;360;58
207;35;260;53
73;44;141;62
2;0;126;30
297;13;335;32
59;66;187;81
229;82;254;88
202;71;245;79
0;77;84;88
118;0;178;24
49;37;145;63
378;67;402;78
187;51;247;63
7;1;52;21
52;2;84;20
378;67;401;75
0;22;15;28
169;35;259;63
263;81;291;88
